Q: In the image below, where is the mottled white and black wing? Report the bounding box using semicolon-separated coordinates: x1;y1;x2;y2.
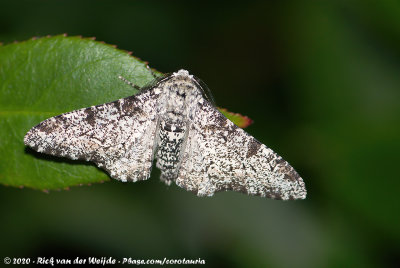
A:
24;88;162;182
176;100;307;200
24;69;306;200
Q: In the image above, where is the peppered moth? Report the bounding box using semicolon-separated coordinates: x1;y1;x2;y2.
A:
24;69;307;200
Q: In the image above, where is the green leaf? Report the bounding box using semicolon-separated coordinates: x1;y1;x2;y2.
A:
0;35;159;190
0;35;252;191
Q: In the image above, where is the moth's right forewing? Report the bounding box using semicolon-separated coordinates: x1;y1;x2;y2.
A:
24;86;163;183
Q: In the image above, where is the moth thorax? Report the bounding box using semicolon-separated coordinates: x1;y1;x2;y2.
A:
165;84;189;113
162;110;186;125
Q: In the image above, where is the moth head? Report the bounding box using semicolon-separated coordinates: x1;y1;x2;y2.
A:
173;69;193;79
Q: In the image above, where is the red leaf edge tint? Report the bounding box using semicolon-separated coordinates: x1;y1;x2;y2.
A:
217;108;253;128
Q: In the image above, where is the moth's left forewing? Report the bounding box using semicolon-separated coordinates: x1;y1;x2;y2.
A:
176;99;307;200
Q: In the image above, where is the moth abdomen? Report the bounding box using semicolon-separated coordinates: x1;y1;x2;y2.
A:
155;119;188;182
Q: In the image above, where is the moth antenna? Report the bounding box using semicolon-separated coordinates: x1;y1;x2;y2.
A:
118;75;141;90
146;65;157;79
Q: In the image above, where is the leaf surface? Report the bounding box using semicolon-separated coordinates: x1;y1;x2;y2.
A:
0;35;158;190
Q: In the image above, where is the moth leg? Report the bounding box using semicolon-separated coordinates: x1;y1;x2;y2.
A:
118;75;141;90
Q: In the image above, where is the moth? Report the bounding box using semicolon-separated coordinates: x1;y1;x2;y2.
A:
24;69;307;200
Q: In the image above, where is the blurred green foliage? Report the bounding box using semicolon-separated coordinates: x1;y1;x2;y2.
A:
0;0;399;267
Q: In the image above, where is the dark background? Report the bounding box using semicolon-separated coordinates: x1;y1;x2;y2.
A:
1;1;399;267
